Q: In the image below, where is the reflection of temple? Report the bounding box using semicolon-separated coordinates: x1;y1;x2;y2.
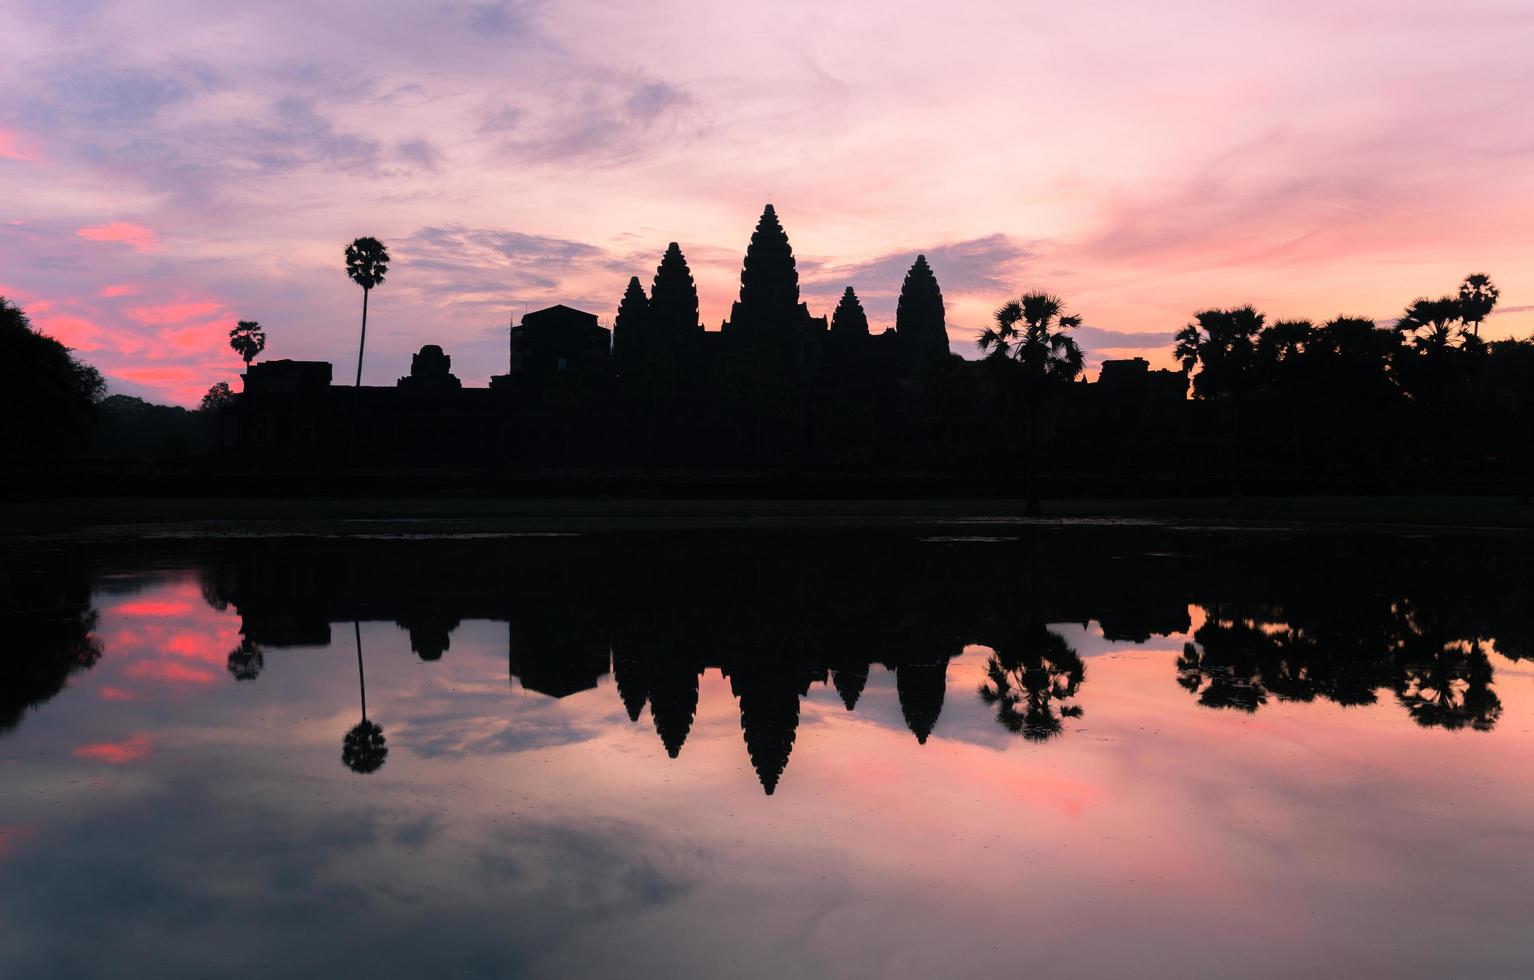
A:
96;526;1533;793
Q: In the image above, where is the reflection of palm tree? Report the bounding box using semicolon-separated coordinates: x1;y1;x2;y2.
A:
978;625;1085;741
1395;647;1502;731
226;638;264;681
342;621;388;774
1390;601;1502;732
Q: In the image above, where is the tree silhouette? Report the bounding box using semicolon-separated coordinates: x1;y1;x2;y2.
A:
226;637;264;681
1174;306;1266;401
0;561;101;734
1393;295;1482;404
342;621;388;774
1458;273;1499;338
1395;296;1468;354
199;381;235;412
976;292;1086;515
830;287;870;337
977;292;1085;381
978;627;1085;741
228;319;266;370
344;237;390;387
0;297;106;461
1389;600;1502;732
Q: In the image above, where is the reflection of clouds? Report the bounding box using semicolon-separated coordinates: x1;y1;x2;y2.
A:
72;733;152;764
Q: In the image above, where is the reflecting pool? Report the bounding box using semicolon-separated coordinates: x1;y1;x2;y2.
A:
3;526;1533;978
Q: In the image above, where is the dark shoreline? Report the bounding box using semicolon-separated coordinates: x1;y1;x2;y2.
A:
3;494;1532;540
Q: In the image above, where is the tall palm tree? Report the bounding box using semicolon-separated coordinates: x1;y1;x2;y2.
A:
977;292;1085;381
1395;296;1466;354
1458;273;1499;338
976;292;1086;515
342;621;388;774
228;320;266;370
344;237;390;387
1172;305;1265;401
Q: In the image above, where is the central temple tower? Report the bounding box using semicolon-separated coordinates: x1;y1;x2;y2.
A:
721;204;826;366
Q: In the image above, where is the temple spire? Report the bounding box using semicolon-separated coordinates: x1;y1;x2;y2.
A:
896;254;947;370
725;204;803;338
611;276;650;372
830;287;869;337
649;242;700;355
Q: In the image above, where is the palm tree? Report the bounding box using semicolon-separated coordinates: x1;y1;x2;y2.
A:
1395;296;1466;354
1458;273;1499;338
342;621;388;774
344;237;390;387
977;292;1085;381
1173;305;1265;401
976;292;1086;515
228;320;266;370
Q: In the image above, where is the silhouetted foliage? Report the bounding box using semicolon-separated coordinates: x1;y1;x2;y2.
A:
0;559;101;734
0;297;105;460
978;626;1085;741
978;292;1085;381
92;395;215;460
1174;306;1266;401
342;719;388;774
1458;273;1499;338
343;621;387;774
229;320;266;369
200;382;235;412
226;638;264;681
345;236;390;387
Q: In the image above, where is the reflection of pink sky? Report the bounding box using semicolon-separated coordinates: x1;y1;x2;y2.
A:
91;577;243;697
2;3;1532;404
2;574;1531;974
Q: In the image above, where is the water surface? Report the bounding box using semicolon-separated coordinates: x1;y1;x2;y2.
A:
3;527;1532;978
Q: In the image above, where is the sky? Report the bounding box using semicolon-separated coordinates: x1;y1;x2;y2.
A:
2;0;1533;405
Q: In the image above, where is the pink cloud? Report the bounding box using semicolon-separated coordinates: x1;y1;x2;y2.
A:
100;283;141;298
76;221;157;253
98;686;139;702
29;312;108;352
0;128;38;162
72;734;153;764
127;300;223;326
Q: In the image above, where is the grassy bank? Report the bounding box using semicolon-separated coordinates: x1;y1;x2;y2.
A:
1;495;1532;539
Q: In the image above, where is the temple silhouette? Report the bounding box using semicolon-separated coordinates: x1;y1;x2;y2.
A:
224;204;1185;481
